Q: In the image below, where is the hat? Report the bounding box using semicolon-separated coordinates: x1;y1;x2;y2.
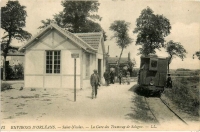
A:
93;69;97;72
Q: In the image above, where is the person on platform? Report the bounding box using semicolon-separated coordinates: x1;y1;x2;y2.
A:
90;69;100;99
110;70;115;84
103;70;110;86
118;70;123;85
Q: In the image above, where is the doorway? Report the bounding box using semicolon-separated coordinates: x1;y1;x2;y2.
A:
98;59;101;79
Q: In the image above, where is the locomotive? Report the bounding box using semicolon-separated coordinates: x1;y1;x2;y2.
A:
138;55;168;96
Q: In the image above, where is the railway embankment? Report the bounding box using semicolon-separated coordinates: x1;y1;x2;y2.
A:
161;76;199;123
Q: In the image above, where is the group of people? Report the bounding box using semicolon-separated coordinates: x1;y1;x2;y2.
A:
118;70;131;85
103;70;114;86
90;69;131;99
103;69;131;86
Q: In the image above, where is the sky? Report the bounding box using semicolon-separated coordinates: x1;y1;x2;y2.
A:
1;0;200;69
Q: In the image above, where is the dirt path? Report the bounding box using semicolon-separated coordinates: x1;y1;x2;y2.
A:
1;82;140;130
1;82;196;130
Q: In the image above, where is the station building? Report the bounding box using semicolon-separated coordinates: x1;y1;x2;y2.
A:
19;23;106;89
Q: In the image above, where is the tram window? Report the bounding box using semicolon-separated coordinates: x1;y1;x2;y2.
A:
151;60;157;68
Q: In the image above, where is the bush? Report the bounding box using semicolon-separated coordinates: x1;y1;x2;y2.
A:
6;65;15;79
187;76;199;83
14;64;24;79
1;83;12;91
4;63;24;80
164;79;199;116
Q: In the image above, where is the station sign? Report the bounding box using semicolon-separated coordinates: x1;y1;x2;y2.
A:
71;53;79;58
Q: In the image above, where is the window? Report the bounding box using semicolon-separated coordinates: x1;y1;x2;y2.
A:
149;58;158;71
151;60;157;68
46;51;60;74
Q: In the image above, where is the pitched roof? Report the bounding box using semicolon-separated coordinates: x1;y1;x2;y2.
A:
74;33;102;50
19;23;103;53
108;57;129;64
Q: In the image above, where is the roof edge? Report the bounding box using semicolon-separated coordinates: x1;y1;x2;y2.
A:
19;23;98;52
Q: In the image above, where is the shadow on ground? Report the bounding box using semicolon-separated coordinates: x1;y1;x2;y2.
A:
129;84;160;98
126;84;158;124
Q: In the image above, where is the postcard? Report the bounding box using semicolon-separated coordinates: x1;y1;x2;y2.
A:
1;0;199;131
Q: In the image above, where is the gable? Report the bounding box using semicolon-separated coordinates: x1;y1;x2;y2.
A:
19;23;97;53
27;30;80;50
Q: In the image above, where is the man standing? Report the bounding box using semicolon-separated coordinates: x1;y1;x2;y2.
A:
166;73;172;88
90;69;100;99
118;70;123;85
110;70;115;84
103;70;110;86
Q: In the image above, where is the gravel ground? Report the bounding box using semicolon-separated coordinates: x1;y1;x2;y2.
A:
1;81;198;131
1;82;142;130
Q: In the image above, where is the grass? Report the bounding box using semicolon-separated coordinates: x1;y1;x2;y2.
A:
126;95;158;123
127;85;158;123
163;76;199;117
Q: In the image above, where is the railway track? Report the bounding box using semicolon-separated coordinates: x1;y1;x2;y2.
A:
144;97;188;125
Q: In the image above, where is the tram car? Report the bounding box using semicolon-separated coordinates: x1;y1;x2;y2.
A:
138;55;168;95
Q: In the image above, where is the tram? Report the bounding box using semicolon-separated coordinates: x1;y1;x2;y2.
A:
138;55;168;96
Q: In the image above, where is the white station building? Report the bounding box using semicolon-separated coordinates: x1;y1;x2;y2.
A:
19;23;106;89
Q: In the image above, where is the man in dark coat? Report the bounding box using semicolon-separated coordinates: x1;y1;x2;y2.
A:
110;71;115;84
90;69;100;99
118;70;123;85
103;70;110;86
166;74;172;88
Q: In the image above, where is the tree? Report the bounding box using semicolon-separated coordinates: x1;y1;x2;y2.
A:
193;51;200;60
127;58;136;76
165;40;187;73
110;20;133;75
1;1;32;80
38;1;107;40
133;7;171;56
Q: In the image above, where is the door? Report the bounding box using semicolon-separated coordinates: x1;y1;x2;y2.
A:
98;59;101;80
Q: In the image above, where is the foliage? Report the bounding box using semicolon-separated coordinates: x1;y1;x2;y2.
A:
164;77;199;117
110;20;133;73
1;1;32;54
14;63;24;79
176;68;191;71
1;1;31;80
165;40;187;72
6;65;15;80
133;7;171;55
4;63;24;80
61;1;101;32
165;40;187;63
186;76;199;83
194;51;200;60
127;58;137;76
1;83;12;91
38;1;107;41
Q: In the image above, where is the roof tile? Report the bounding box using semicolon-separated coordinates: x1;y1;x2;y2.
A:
74;33;102;50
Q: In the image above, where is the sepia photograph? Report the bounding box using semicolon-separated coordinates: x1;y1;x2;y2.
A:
1;0;200;131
